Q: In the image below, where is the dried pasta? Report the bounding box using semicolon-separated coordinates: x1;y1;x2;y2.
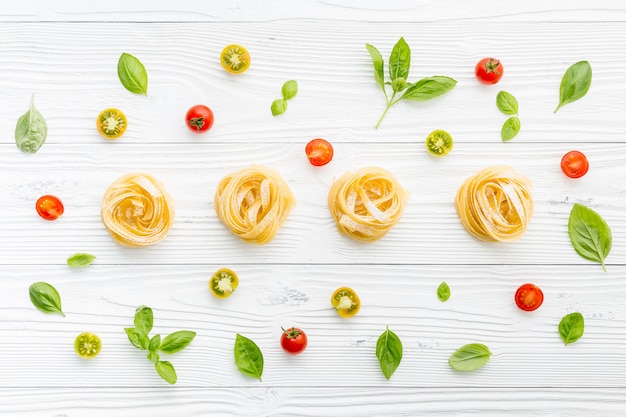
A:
328;166;408;242
455;165;533;242
101;173;174;247
214;165;295;245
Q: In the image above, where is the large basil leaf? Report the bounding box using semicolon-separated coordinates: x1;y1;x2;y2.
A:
15;95;47;153
568;203;612;271
555;61;592;112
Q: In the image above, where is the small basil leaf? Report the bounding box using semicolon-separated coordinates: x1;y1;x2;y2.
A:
147;351;160;363
559;312;585;345
391;77;407;92
155;361;177;384
134;305;154;336
568;203;612;271
389;37;410;81
29;282;65;317
271;99;288;116
159;330;196;354
449;343;491;372
15;95;48;153
124;327;149;350
117;52;148;95
365;43;385;92
496;91;519;115
281;80;298;100
234;334;264;381
437;282;451;302
401;76;457;101
67;253;96;268
149;334;162;353
376;326;403;380
555;60;592;113
501;116;521;142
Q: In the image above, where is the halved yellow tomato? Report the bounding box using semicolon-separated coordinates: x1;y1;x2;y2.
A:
220;44;250;74
96;108;127;139
209;268;239;298
331;287;361;318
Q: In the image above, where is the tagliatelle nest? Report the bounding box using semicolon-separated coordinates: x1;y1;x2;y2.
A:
328;166;408;242
455;165;533;242
101;173;175;247
214;165;296;245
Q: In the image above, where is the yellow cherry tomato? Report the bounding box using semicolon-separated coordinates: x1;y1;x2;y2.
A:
74;332;101;359
331;287;361;318
96;108;127;139
220;44;251;74
209;268;239;298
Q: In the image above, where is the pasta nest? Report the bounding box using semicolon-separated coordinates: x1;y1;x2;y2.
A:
455;165;533;242
214;165;296;245
328;167;408;242
101;173;175;247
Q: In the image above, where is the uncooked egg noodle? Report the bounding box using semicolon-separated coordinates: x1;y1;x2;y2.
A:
455;165;533;242
328;166;408;242
214;165;296;244
101;172;175;247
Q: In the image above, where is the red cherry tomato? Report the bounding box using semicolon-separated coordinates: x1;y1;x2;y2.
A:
561;150;589;178
280;327;308;354
36;195;64;221
185;105;214;133
475;58;504;85
515;283;544;312
305;138;333;166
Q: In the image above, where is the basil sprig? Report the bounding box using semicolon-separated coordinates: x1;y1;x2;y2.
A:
448;343;491;372
555;61;592;113
124;305;196;384
568;203;612;271
271;80;298;116
29;282;65;317
559;312;584;345
437;282;451;302
118;53;148;95
496;91;520;141
234;334;264;381
365;37;456;129
376;326;403;380
67;253;96;268
15;94;48;153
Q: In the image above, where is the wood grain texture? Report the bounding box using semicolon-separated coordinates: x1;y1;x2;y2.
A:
1;2;626;415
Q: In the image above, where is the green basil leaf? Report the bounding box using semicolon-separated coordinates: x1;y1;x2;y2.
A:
281;80;298;100
67;253;96;268
501;116;521;142
147;351;160;363
365;43;385;91
124;327;149;350
234;334;264;381
559;312;585;345
389;37;410;81
496;91;519;115
29;282;65;317
401;76;457;101
568;203;612;271
159;330;196;354
134;305;154;336
376;326;403;380
271;99;288;116
449;343;491;372
15;94;47;153
149;334;162;353
117;52;148;95
391;77;407;93
155;361;177;384
437;282;451;302
555;60;592;113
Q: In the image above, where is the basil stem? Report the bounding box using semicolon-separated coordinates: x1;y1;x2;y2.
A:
568;203;612;271
448;343;491;372
15;94;48;153
234;334;264;381
29;282;65;317
559;312;585;345
555;60;592;113
376;326;403;380
117;52;148;95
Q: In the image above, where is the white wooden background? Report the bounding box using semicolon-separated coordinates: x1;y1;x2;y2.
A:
2;1;626;415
